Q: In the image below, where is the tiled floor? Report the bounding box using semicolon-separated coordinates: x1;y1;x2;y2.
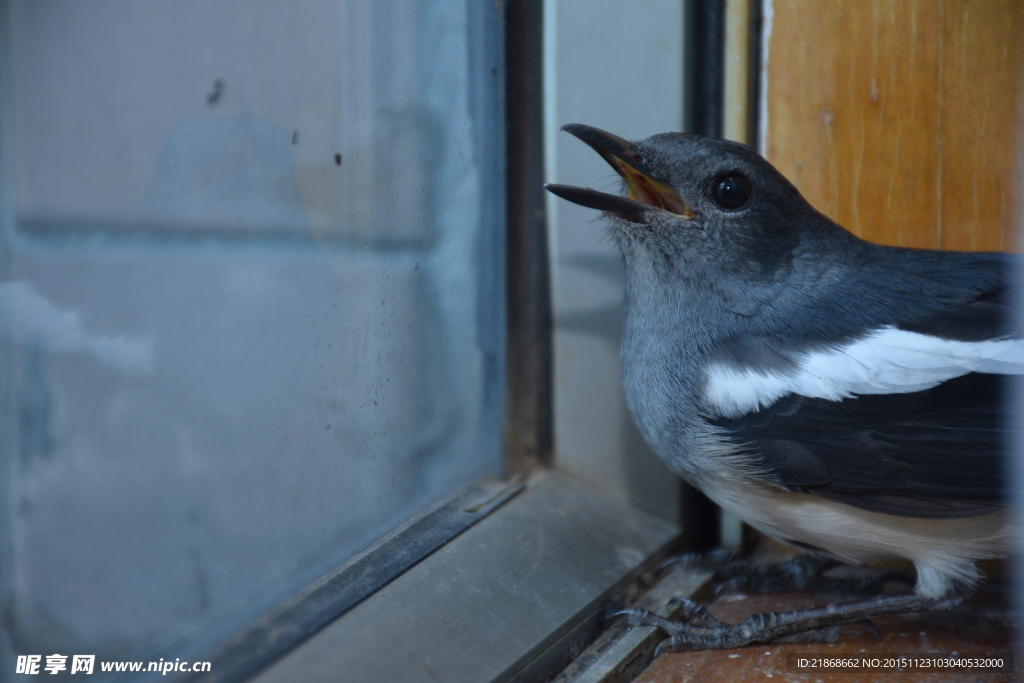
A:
635;581;1017;683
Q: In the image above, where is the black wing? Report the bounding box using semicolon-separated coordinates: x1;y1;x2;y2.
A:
712;372;1007;519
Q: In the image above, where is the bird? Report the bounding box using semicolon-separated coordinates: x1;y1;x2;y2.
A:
545;123;1020;650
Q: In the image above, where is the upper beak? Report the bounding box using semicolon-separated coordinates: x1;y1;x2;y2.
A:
545;123;694;223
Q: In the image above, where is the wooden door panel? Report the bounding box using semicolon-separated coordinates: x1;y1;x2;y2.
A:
763;0;1023;251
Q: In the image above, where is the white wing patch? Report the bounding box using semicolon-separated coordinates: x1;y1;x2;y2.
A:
705;326;1024;418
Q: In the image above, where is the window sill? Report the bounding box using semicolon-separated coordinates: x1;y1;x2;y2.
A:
250;471;680;683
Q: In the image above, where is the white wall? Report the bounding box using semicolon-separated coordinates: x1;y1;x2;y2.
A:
544;0;685;520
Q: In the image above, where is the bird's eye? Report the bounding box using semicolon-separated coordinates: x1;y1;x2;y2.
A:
712;172;751;210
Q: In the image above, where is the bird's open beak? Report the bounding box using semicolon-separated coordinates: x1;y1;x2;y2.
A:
545;123;694;223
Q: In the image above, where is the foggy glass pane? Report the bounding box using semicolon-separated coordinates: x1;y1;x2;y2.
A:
0;0;504;665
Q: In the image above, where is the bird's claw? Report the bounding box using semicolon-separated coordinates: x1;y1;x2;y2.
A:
854;618;883;641
615;595;928;652
665;596;725;627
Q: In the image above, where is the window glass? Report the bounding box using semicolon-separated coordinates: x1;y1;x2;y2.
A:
0;0;503;661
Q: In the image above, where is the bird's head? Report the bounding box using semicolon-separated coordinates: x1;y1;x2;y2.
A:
546;124;835;285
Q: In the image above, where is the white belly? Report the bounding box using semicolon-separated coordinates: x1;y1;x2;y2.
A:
701;478;1011;598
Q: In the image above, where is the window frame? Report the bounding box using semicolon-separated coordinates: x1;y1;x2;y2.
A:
0;2;719;681
246;0;706;679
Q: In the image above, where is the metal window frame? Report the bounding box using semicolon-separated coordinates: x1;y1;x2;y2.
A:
506;0;554;476
0;1;704;681
0;1;525;680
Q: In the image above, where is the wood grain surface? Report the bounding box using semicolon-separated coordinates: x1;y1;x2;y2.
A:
762;0;1023;250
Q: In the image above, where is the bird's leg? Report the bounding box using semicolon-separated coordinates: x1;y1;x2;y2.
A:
712;554;913;596
658;551;911;596
618;589;967;652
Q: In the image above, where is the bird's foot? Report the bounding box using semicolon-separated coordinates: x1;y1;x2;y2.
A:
616;591;961;653
711;554;913;597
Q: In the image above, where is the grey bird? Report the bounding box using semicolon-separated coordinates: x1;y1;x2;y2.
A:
545;123;1019;650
